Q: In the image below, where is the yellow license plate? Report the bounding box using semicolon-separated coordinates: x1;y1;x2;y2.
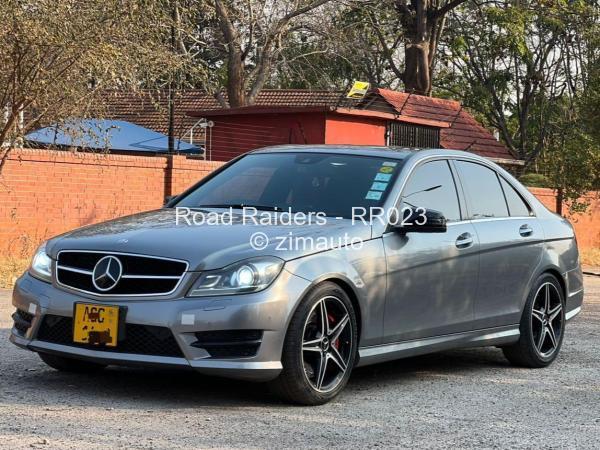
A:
73;303;120;347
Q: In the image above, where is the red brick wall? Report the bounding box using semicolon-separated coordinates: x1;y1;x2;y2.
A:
168;154;223;196
0;149;222;256
0;149;597;257
528;187;600;249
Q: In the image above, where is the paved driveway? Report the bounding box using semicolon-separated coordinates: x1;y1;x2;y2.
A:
0;277;598;449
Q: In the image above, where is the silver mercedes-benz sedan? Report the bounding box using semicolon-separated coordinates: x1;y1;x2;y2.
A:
10;146;584;405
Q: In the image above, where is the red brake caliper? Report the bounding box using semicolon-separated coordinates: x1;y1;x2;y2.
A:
328;313;340;349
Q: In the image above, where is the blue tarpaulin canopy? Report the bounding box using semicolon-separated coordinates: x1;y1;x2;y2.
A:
25;119;201;154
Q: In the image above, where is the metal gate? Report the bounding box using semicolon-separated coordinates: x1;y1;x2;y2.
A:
387;122;440;148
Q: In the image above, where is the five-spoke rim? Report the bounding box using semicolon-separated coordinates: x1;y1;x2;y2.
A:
531;282;563;358
302;296;352;393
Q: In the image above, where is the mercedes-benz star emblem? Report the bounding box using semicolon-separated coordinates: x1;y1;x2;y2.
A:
92;256;123;292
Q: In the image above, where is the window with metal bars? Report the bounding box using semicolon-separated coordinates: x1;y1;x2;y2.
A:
387;122;440;148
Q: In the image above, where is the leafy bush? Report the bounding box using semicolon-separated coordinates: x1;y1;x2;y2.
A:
519;173;550;187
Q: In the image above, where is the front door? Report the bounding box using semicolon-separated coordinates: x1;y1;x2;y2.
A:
382;159;479;343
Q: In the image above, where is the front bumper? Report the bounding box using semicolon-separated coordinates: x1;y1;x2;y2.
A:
10;270;311;382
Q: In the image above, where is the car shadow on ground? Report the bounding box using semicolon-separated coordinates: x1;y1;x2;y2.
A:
2;331;510;410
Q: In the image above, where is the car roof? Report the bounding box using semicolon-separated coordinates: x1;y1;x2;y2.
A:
251;144;489;163
252;144;413;159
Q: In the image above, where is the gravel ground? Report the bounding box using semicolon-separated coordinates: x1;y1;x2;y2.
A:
0;277;598;449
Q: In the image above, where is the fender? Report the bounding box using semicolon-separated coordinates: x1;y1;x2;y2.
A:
283;238;387;347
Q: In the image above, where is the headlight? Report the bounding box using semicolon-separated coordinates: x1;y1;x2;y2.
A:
187;256;284;297
29;242;52;283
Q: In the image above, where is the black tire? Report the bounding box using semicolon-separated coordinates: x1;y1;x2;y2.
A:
39;352;107;373
270;282;358;405
503;273;566;368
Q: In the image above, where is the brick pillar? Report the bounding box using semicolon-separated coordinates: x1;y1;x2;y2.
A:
163;154;175;200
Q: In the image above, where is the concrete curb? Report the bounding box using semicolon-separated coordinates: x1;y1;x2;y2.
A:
582;266;600;277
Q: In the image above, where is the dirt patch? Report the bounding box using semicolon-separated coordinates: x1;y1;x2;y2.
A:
0;257;27;289
0;278;598;449
581;248;600;266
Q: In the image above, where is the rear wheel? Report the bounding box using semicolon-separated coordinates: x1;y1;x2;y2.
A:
270;282;358;405
503;274;565;368
39;352;107;373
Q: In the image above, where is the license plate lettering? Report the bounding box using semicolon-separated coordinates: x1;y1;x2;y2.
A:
83;306;105;323
73;303;120;347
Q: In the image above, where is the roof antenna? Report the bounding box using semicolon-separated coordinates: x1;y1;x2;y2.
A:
442;104;464;142
449;104;463;127
397;92;412;115
464;138;478;151
335;80;354;110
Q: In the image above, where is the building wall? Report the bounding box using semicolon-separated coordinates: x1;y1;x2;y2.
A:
0;149;222;256
0;149;597;258
207;112;327;161
528;187;600;250
324;114;387;146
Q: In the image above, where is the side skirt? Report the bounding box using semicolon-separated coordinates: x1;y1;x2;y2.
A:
356;325;520;367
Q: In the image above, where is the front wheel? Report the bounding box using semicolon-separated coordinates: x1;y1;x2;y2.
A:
503;273;566;368
270;282;358;405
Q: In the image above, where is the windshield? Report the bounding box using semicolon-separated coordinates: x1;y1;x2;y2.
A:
174;152;405;218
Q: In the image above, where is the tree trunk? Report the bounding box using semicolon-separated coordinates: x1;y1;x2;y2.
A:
214;0;247;107
396;0;463;96
397;0;440;96
226;49;247;107
556;187;564;216
403;40;431;95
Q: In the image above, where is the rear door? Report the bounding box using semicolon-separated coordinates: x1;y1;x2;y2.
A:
382;159;479;342
453;160;543;329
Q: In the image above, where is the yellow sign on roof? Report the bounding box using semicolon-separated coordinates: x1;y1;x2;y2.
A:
346;81;370;99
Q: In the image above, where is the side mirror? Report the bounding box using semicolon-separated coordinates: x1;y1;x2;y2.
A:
393;207;447;233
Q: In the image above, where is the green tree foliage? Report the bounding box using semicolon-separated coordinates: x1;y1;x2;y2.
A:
0;0;189;151
274;5;405;90
535;97;600;213
436;0;599;212
440;0;593;160
0;0;597;210
183;0;337;107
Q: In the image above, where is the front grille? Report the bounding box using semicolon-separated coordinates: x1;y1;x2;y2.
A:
36;315;184;358
191;330;263;358
12;309;34;335
56;251;188;296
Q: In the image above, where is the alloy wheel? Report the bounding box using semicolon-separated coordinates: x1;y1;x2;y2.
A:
301;295;353;393
531;282;563;358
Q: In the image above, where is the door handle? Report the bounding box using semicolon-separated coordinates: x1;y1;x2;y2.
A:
519;224;533;237
455;232;473;249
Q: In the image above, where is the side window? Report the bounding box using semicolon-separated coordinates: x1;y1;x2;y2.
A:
500;177;532;217
455;161;509;219
401;160;461;221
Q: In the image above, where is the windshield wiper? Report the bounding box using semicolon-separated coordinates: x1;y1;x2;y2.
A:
196;203;283;212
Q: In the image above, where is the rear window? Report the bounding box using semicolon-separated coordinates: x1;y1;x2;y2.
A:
500;177;532;217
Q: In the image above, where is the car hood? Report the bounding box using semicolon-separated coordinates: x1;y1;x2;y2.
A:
47;209;372;270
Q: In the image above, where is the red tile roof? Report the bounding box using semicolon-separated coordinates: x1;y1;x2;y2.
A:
102;90;206;143
103;88;516;161
103;89;343;146
375;89;514;160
